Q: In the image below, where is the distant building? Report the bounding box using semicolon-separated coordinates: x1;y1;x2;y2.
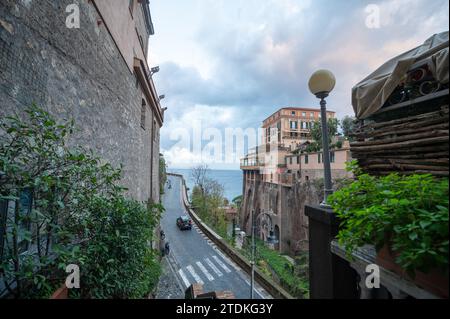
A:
262;107;335;150
239;107;351;255
241;107;348;187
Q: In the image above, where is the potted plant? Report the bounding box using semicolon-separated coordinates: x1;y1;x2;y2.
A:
328;171;449;298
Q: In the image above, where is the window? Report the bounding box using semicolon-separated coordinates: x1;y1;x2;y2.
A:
289;157;293;165
311;112;315;118
302;112;306;117
291;111;296;116
330;151;335;163
305;176;309;181
304;154;309;164
141;99;146;130
290;120;298;130
136;28;145;52
318;153;322;163
297;156;300;164
135;72;139;88
153;119;157;141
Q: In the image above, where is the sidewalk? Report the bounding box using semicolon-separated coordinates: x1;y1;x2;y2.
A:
155;256;184;299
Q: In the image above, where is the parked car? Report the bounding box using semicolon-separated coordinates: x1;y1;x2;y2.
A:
176;215;193;230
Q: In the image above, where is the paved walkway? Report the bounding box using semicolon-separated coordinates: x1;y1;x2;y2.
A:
155;256;184;299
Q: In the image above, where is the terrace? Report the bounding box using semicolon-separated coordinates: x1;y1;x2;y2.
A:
305;32;449;299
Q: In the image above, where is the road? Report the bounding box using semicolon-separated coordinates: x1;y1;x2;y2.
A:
160;175;271;299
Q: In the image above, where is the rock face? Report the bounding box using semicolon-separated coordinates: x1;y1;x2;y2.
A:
239;174;322;256
0;0;161;203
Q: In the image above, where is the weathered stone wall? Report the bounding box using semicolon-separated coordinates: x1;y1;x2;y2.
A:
240;172;322;256
0;0;160;202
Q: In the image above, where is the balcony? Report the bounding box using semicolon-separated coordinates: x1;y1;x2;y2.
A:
305;204;448;299
240;158;264;170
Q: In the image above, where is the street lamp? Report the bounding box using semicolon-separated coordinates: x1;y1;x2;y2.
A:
308;69;336;208
150;66;160;75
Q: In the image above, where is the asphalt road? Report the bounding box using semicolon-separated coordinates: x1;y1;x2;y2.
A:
160;175;271;299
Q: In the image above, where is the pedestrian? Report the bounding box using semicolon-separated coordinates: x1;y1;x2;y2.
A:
165;242;170;255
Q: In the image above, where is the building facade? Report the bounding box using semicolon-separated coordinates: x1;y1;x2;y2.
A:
262;107;335;150
240;107;351;255
0;0;163;203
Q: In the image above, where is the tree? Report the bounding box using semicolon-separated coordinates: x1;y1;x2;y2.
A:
232;195;243;208
190;164;209;195
310;118;339;150
159;154;167;195
341;116;356;141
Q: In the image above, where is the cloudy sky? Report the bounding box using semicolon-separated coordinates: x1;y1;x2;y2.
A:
148;0;449;170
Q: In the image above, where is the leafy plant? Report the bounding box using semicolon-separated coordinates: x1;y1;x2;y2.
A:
310;118;339;149
0;105;163;298
329;170;449;276
241;238;309;298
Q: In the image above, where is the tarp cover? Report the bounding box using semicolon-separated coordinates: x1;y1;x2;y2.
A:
352;31;449;119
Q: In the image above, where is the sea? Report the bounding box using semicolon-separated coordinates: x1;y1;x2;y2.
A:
167;168;243;202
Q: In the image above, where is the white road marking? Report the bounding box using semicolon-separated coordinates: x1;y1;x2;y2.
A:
186;265;204;284
196;261;214;281
204;258;223;277
178;269;190;288
214;248;241;271
243;278;266;299
212;255;231;273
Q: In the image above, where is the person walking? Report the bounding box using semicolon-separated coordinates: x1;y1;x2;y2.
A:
164;242;170;256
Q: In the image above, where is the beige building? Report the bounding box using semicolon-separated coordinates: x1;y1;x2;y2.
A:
241;107;346;187
262;107;335;150
0;0;163;202
240;108;352;254
283;141;352;185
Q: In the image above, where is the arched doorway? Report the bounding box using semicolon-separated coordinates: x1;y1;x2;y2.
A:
273;225;280;251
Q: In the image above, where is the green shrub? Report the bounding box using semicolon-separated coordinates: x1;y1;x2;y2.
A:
0;106;163;298
241;239;309;298
329;172;449;276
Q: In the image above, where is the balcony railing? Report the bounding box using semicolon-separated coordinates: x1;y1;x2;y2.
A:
240;159;265;168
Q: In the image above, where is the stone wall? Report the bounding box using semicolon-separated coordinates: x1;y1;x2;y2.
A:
239;172;322;256
0;0;160;203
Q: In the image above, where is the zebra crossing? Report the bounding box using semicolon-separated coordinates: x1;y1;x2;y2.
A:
177;253;234;288
182;217;270;298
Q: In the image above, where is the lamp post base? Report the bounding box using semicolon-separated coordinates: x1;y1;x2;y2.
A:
320;201;332;209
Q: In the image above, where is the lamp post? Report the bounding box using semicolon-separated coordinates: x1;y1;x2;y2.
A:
308;70;336;207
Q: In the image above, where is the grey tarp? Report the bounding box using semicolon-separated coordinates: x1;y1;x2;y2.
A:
352;31;449;119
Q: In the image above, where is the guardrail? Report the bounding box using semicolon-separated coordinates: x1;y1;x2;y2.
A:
167;173;294;299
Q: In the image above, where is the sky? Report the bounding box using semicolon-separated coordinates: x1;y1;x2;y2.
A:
148;0;449;170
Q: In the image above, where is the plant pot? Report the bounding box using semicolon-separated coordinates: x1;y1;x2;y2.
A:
50;284;68;299
376;244;449;298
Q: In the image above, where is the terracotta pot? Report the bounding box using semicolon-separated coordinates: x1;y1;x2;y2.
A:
376;244;449;298
50;284;68;299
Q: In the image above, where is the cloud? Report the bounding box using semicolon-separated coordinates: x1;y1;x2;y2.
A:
152;0;449;168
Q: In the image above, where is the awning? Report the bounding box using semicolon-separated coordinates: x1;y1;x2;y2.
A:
352;31;449;119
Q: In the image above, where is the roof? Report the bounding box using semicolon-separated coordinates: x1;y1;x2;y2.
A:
263;107;336;124
141;1;155;36
352;31;449;119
